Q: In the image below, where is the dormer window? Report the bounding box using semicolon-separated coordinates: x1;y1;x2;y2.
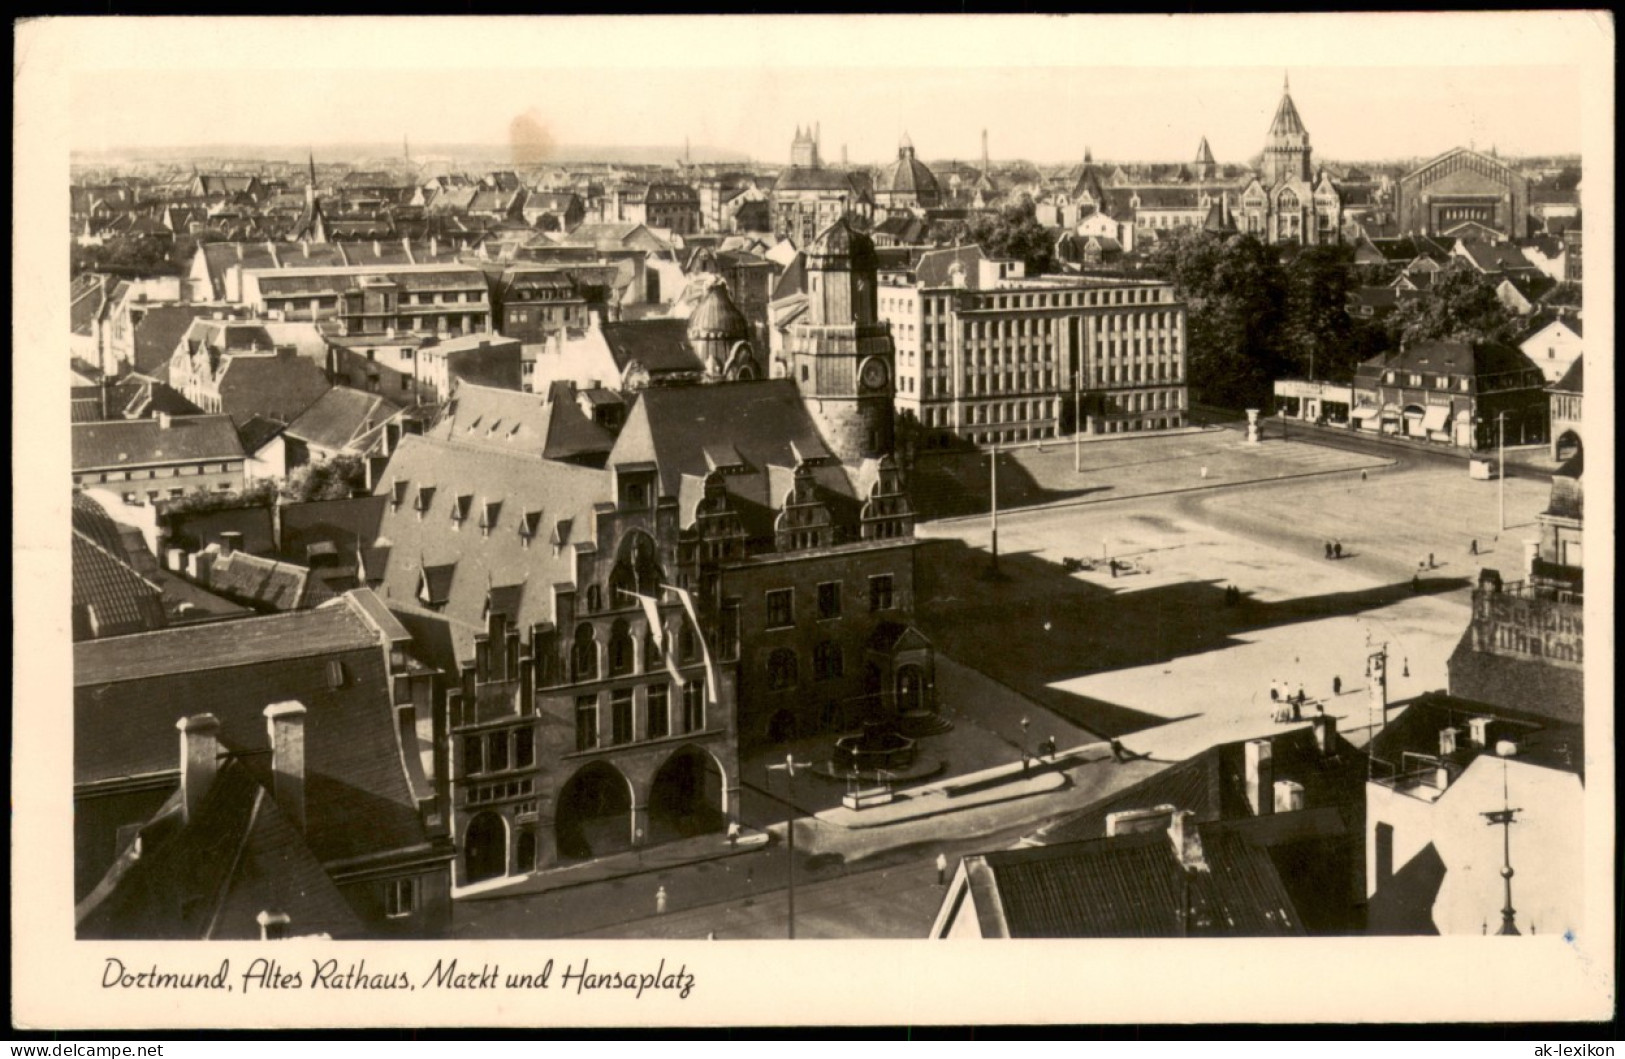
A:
479;499;501;536
450;494;473;526
519;509;543;547
414;484;436;517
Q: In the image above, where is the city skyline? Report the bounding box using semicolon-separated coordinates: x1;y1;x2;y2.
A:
65;18;1588;166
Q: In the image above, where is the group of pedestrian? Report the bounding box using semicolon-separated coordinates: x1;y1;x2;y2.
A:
1323;540;1344;560
1222;584;1242;607
1269;680;1310;723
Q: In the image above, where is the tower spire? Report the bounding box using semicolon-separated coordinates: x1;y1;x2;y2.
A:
1283;70;1290;94
1482;756;1523;936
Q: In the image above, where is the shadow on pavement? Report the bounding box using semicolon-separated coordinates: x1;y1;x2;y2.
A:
907;451;1112;519
914;538;1469;740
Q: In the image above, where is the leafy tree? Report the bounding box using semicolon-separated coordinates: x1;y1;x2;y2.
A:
1148;229;1289;410
70;235;180;279
1382;268;1520;349
1281;244;1362;382
281;453;369;502
967;194;1054;276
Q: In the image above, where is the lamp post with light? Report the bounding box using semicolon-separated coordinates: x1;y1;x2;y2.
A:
766;754;806;940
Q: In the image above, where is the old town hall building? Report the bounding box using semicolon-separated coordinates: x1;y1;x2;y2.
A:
368;219;930;889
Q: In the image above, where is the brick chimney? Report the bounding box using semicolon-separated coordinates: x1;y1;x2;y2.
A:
1244;738;1273;816
264;701;307;832
218;530;243;558
1167;809;1208;871
156;411;173;430
176;714;221;825
1312;713;1337;757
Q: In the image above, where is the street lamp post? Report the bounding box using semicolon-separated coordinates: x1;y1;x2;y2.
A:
1019;716;1030;767
1497;411;1508;532
766;754;805;940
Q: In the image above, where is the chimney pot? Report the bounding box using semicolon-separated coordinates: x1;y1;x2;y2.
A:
1468;717;1492;747
264;701;308;832
1312;713;1337;756
1244;738;1274;816
1273;779;1305;813
219;530;242;557
156;411;172;430
176;713;221;825
1440;726;1459;756
1167;809;1208;871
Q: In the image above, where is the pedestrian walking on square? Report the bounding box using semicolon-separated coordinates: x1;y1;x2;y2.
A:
727;821;741;848
1361;469;1368;481
1292;699;1302;722
1470;539;1478;556
1411;573;1421;594
1332;675;1342;696
1201;466;1209;480
1270;681;1279;702
1110;738;1127;763
656;885;668;915
937;853;949;886
1325;541;1333;560
1428;552;1435;569
1334;540;1343;559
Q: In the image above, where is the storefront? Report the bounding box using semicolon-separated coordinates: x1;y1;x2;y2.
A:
1272;380;1354;425
1350;405;1381;432
1420;404;1452;443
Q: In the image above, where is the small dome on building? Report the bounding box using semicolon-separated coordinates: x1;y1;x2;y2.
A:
686;280;749;342
878;135;941;204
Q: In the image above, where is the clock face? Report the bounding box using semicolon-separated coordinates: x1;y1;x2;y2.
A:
860;359;889;392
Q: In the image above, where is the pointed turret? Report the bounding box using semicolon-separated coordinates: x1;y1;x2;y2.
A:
1260;73;1312;186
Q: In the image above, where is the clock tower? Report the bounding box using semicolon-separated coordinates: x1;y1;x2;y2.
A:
788;217;896;462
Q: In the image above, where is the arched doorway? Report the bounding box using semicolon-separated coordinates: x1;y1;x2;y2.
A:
896;665;926;713
464;811;508;884
1555;430;1581;461
555;762;634;861
647;746;726;844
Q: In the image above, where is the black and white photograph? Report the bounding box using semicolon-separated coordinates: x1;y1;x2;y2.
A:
12;12;1614;1029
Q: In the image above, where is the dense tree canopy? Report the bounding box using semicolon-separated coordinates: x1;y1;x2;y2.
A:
282;454;369;503
966;195;1054;276
1382;269;1520;349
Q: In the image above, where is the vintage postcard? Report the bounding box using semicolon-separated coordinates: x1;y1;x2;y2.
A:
12;12;1615;1030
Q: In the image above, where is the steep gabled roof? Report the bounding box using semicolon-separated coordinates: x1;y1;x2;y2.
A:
73;415;245;472
283;386;403;453
74;592;431;867
370;434;611;636
76;761;365;941
430;383;615;463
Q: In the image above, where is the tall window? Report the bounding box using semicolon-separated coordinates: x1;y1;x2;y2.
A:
608;619;634;677
766;588;794;628
814;640;844;681
571;624;597;681
463;735;484;775
817;581;842;621
683;679;705;733
384;878;418;919
643;628;662;673
488;731;509;771
575;694;598;752
869;574;895;612
647;684;670;740
515;726;535;769
768;648;799;690
611;688;633;746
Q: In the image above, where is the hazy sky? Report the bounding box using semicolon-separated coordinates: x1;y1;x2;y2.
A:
58;15;1592;164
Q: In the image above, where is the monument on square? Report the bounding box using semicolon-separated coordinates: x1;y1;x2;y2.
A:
1245;408;1262;444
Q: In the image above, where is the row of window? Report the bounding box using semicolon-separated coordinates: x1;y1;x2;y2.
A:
575;681;705;752
766;575;893;629
79;461;240;484
767;641;846;689
463;725;536;777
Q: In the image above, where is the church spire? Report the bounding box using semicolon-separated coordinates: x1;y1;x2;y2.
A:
1283;70;1290;94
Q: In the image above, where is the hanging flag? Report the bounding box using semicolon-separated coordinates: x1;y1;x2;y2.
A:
627;589;665;651
666;583;718;707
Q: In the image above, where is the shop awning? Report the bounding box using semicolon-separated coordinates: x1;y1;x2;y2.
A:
1402;407;1425;420
1351;407;1380;421
1421;406;1451;432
